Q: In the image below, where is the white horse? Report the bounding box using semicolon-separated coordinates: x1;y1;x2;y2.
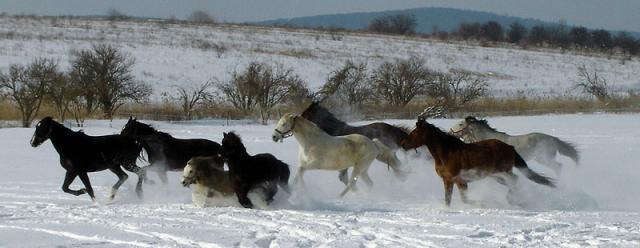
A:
272;113;404;197
450;116;579;174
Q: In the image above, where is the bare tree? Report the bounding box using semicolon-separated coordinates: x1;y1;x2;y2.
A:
217;62;307;124
318;60;371;107
575;64;610;102
216;65;261;115
189;10;215;24
69;44;151;120
507;22;527;44
0;58;59;127
106;8;130;21
66;81;93;127
173;80;215;120
426;69;489;114
256;64;305;125
368;14;416;35
480;21;504;42
284;76;312;108
371;56;431;107
45;71;72;122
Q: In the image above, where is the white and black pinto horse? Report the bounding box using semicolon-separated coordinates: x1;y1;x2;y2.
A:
181;156;237;207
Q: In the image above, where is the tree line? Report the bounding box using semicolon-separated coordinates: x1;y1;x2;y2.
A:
1;44;492;127
366;14;640;56
0;44;151;127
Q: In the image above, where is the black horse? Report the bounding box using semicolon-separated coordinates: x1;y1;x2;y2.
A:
120;117;221;192
300;101;409;183
221;132;290;208
30;117;145;201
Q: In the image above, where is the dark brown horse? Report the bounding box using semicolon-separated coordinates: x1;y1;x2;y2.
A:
400;116;555;206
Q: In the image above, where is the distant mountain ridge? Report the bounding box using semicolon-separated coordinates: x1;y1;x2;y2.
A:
258;7;640;38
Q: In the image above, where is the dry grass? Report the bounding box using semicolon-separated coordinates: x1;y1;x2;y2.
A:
1;94;638;124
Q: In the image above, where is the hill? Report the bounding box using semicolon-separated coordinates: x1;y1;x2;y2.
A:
259;7;640;38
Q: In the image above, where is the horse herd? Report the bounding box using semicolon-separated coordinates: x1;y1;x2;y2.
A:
29;102;579;208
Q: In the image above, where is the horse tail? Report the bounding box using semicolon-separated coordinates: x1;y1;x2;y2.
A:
372;139;407;180
553;137;579;164
514;152;555;188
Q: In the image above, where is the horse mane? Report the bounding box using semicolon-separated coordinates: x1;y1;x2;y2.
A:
134;121;174;139
423;120;465;147
302;102;350;131
465;116;499;132
224;131;247;153
393;124;411;135
45;118;86;138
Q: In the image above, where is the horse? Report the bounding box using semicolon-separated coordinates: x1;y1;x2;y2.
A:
400;114;555;206
450;116;579;174
181;156;235;207
272;113;403;197
220;132;291;208
120;117;221;193
300;101;409;183
30;117;146;202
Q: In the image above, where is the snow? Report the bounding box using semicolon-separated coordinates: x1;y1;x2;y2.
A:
1;114;639;247
1;17;639;100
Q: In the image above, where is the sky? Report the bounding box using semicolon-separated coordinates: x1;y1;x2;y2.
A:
0;0;638;32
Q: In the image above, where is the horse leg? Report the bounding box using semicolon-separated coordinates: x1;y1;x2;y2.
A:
77;172;96;202
122;163;145;198
360;170;374;189
157;170;169;185
61;171;86;196
292;167;306;187
235;183;253;209
339;159;373;197
338;169;349;185
108;167;128;200
504;172;521;206
492;175;508;186
454;177;470;204
264;183;278;205
536;155;563;175
443;178;454;206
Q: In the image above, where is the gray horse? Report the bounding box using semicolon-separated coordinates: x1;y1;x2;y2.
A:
450;116;579;174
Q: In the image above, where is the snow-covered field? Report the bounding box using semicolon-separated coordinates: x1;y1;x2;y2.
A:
1;114;639;247
1;17;639;99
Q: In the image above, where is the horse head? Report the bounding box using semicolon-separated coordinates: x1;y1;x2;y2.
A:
182;156;225;187
120;116;138;137
181;159;198;187
400;117;429;150
400;106;445;150
272;113;297;142
31;117;55;147
449;117;475;138
221;131;247;158
121;117;157;137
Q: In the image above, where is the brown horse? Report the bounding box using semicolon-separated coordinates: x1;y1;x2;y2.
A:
400;116;555;206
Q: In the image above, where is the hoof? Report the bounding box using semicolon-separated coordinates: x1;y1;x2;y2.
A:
108;189;117;200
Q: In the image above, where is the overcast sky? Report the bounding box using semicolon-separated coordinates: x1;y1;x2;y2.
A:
1;0;638;32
